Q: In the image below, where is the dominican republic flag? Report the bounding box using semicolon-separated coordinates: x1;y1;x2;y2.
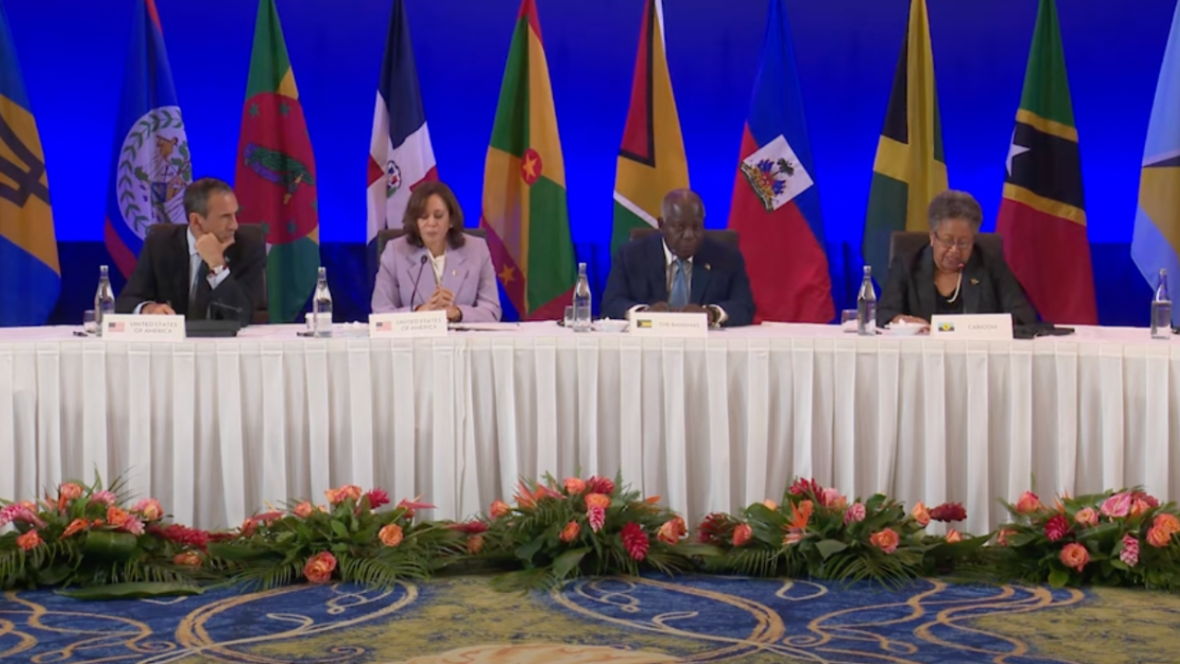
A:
366;0;437;280
726;0;832;323
103;0;191;279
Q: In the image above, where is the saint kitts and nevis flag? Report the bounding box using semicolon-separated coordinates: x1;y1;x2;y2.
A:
727;0;833;324
103;0;191;281
609;0;689;255
862;0;947;284
997;0;1097;324
480;0;577;320
235;0;320;324
1131;0;1180;325
366;0;437;283
0;0;59;326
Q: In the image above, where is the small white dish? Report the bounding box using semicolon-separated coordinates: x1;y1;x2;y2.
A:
593;319;629;333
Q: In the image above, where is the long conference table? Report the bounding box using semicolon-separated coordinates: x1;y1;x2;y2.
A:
0;322;1177;537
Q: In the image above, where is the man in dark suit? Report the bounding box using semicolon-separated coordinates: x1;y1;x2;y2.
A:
116;178;265;326
603;189;756;327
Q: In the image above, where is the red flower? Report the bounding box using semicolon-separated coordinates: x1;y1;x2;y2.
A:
451;520;489;535
366;489;390;510
621;522;649;561
788;478;822;498
1044;514;1069;542
928;503;967;523
696;512;739;545
585;476;615;496
152;524;211;550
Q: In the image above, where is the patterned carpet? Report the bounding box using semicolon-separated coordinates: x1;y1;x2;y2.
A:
2;575;1179;664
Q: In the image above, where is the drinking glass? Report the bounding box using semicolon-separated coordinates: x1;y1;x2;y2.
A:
83;309;96;335
563;305;575;328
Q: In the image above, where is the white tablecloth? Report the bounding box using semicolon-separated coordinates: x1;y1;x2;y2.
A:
1;323;1177;536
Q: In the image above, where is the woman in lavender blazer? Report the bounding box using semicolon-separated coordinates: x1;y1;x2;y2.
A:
371;182;502;322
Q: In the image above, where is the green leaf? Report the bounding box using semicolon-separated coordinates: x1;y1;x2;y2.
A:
82;531;138;559
815;539;849;560
551;547;590;579
331;520;350;539
330;543;350;555
207;543;277;562
1048;567;1070;589
60;582;203;601
514;536;545;563
276;532;295;544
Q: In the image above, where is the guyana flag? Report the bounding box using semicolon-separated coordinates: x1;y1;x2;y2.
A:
861;0;947;283
609;0;688;255
480;0;576;320
996;0;1097;324
234;0;320;324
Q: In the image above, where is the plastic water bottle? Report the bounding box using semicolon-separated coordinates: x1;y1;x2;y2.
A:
312;267;333;338
857;265;876;336
573;262;592;332
94;265;115;337
1151;267;1172;340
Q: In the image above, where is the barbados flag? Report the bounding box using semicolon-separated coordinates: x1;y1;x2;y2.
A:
0;0;60;326
1132;0;1180;324
103;0;191;279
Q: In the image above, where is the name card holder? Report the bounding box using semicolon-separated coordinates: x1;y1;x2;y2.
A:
100;314;186;341
929;313;1013;341
369;310;449;338
629;311;709;338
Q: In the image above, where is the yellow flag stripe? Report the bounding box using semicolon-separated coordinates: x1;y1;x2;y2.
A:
526;27;564;190
1016;109;1078;142
1003;183;1087;225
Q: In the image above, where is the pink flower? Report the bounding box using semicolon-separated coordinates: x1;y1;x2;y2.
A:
1100;492;1133;519
1015;491;1043;515
1120;534;1140;567
90;490;116;506
1044;514;1069;542
732;524;753;547
1074;507;1099;527
0;504;45;529
1059;542;1089;572
121;514;145;536
820;488;847;509
588;505;606;532
788;478;822;497
366;489;390;510
1133;491;1160;509
844;503;866;525
132;498;164;521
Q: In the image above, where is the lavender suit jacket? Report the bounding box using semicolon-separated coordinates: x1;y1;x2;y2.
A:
371;235;503;322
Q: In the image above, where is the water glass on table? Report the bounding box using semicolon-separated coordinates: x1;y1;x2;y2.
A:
83;309;96;336
563;305;575;328
840;309;857;333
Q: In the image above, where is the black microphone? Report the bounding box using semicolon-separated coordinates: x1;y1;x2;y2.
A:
410;255;428;310
207;299;244;321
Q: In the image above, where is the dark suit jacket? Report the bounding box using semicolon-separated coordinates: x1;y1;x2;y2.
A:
115;225;266;326
602;233;756;327
876;243;1038;326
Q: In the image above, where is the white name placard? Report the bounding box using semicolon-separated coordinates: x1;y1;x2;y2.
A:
930;314;1013;341
629;311;709;338
369;310;448;338
100;314;185;341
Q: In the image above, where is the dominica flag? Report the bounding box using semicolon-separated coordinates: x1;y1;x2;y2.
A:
727;0;832;323
480;0;576;320
609;0;689;255
103;0;191;280
0;0;59;325
862;0;947;283
235;0;320;324
997;0;1096;324
366;0;436;285
1131;0;1180;324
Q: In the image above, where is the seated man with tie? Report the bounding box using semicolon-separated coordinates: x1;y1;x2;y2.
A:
116;177;265;326
602;188;755;327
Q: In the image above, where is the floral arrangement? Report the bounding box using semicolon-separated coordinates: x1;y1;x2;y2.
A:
0;476;212;596
988;488;1180;590
477;474;718;591
206;485;463;589
696;477;981;585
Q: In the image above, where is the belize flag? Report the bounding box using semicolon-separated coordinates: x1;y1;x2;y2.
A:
366;0;437;280
726;0;833;324
103;0;191;279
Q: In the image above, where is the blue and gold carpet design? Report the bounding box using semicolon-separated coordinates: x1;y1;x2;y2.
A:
2;575;1179;663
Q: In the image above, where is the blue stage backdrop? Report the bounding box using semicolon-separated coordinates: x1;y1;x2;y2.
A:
5;0;1172;326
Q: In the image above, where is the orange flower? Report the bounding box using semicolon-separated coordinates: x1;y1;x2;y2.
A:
173;552;202;567
560;521;580;543
584;493;611;510
1130;499;1151;518
467;534;484;554
1146;526;1172;548
870;528;900;554
762;499;778;511
787;500;814;532
732;524;753;547
326;485;362;505
239;519;257;538
57;482;84;510
657;517;685;545
1154;513;1180;536
303;552;337;584
61;518;89;539
1059;542;1089;572
323;488;342;505
911;502;931;527
514;482;537;509
564;477;587;495
379;523;404;547
16;530;42;551
132;498;163;521
1074;507;1099;527
945;528;962;543
1015;491;1043;515
996;528;1017;546
106;506;130;528
489;500;511;519
783;531;804;546
294;502;315;519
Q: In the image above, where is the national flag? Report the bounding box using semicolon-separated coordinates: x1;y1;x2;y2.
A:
366;0;437;283
609;0;688;255
1132;0;1180;324
997;0;1096;324
861;0;948;283
726;0;832;323
479;0;576;320
0;0;59;326
235;0;320;324
102;0;191;280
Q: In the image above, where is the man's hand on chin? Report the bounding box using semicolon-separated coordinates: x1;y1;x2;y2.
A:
142;303;176;315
